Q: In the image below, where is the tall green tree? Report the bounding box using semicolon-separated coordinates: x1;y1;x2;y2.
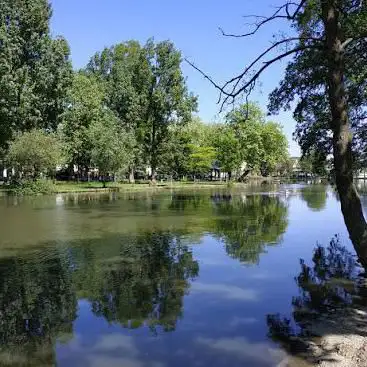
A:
88;112;135;187
260;122;289;176
0;0;72;150
225;103;288;177
143;40;197;181
87;40;197;182
191;1;367;267
87;41;151;182
226;103;265;173
61;73;105;177
212;124;242;180
187;145;216;179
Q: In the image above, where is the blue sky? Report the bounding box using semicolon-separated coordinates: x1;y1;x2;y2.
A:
51;0;300;156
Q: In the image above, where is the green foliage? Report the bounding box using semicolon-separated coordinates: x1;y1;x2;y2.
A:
87;112;135;184
7;129;64;179
225;103;289;175
0;0;72;150
212;125;242;177
187;144;216;177
87;39;198;179
299;151;327;176
260;122;289;176
276;157;294;177
142;40;198;177
10;179;56;196
163;117;215;177
61;73;106;171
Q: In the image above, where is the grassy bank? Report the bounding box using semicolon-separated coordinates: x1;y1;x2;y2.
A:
0;177;288;196
54;180;231;193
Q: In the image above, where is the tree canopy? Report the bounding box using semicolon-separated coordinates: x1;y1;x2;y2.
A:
0;0;72;151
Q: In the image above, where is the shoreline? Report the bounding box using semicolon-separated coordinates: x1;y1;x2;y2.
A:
0;178;295;196
0;181;242;196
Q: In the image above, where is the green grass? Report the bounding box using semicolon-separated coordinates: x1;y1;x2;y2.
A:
54;180;230;193
0;180;239;196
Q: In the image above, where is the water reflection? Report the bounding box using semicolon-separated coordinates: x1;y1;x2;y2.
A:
5;186;359;366
213;195;288;263
0;232;199;365
267;236;364;364
0;249;76;365
299;185;328;212
0;190;292;366
72;231;199;332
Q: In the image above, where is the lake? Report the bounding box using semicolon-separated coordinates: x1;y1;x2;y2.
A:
0;183;365;367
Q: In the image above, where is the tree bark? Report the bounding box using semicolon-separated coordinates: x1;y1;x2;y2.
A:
150;166;157;184
322;0;367;269
129;167;135;184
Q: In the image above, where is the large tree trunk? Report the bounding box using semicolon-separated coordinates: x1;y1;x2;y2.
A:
129;166;135;184
323;0;367;269
150;166;157;184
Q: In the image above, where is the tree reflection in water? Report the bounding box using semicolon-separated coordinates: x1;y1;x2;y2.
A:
72;231;199;333
0;191;290;365
0;230;199;365
0;249;77;366
212;195;288;263
267;236;365;362
300;185;328;212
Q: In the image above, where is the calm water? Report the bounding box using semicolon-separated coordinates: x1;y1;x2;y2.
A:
0;183;365;367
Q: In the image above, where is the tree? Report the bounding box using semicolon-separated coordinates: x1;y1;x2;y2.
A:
160;124;192;178
87;40;198;183
88;112;135;187
7;129;64;179
276;157;294;177
0;0;72;151
299;152;327;176
224;103;288;177
61;73;105;178
163;117;215;178
212;125;242;180
143;40;197;181
226;103;265;174
260;122;289;176
187;145;216;179
87;41;151;183
187;1;367;268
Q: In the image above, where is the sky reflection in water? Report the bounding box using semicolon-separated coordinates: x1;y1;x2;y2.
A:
0;183;362;367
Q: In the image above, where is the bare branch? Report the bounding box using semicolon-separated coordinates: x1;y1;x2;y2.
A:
221;37;322;92
220;0;307;38
184;58;223;93
223;45;313;101
186;0;314;111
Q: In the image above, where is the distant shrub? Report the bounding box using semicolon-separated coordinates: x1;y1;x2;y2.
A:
7;129;66;180
226;180;235;188
10;179;56;196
